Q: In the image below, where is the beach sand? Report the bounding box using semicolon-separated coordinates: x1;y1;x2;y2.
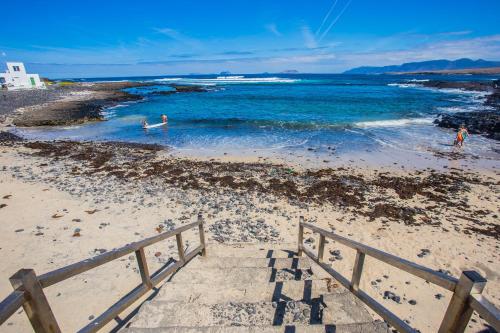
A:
0;137;499;332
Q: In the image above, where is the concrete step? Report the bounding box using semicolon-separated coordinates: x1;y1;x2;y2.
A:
124;322;389;332
128;293;374;328
206;244;298;258
171;267;314;284
187;257;311;269
155;280;344;304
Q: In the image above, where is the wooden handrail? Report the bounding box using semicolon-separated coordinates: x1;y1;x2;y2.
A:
301;222;458;291
469;294;500;331
299;219;500;333
0;216;207;333
0;291;26;326
38;221;199;288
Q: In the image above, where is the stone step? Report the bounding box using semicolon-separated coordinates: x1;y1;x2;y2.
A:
187;257;311;270
128;294;374;328
171;267;314;284
124;321;389;332
206;244;298;258
155;280;344;304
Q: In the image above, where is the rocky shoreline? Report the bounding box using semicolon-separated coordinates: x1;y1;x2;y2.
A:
0;82;214;127
0;82;154;127
428;80;500;140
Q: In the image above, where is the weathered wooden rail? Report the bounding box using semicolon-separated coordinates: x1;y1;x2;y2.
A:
298;218;500;333
0;214;207;333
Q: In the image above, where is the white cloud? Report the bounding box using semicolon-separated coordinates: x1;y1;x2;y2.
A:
301;25;318;49
340;34;500;68
154;27;201;48
265;24;282;37
1;52;6;57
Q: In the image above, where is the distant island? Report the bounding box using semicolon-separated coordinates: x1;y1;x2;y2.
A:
280;69;299;74
343;58;500;75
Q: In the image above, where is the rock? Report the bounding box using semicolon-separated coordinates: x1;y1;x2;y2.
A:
408;299;417;305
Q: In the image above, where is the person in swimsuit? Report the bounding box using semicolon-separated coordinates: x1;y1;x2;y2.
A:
161;114;168;124
455;124;469;147
141;120;148;129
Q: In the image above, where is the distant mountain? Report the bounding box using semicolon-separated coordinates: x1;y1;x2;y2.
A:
343;58;500;74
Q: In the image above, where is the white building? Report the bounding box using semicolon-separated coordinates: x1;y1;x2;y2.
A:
0;62;45;90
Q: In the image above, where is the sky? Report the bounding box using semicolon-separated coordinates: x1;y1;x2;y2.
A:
1;0;499;78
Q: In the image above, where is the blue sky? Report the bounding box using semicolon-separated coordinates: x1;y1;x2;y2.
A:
1;0;499;78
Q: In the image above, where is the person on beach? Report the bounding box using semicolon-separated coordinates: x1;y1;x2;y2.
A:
161;114;168;124
454;124;469;147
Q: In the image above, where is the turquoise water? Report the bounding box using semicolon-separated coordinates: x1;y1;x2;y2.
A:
15;74;499;161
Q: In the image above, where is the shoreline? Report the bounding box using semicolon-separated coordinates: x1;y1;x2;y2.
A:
0;134;498;332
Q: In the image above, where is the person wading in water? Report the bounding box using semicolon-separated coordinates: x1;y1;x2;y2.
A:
454;124;469;147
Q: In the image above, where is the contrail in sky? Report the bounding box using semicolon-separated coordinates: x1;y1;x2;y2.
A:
318;0;353;42
315;0;339;36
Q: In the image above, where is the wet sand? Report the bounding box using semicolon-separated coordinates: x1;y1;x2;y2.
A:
0;134;498;332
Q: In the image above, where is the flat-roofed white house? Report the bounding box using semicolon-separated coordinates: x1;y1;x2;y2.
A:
0;62;45;90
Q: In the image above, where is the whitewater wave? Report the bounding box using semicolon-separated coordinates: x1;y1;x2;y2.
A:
387;83;421;88
354;118;434;128
153;76;299;85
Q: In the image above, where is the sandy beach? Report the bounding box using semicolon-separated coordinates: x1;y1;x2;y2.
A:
0;131;498;332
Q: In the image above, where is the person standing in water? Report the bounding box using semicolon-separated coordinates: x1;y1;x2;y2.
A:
454;124;469;147
141;119;148;129
161;114;168;124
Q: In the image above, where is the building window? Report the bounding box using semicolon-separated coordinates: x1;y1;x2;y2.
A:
13;66;20;72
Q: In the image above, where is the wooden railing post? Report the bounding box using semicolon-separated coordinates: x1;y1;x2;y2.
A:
176;233;186;264
438;271;487;333
9;269;61;333
318;234;326;262
298;216;304;256
351;250;365;292
198;213;207;257
135;248;152;289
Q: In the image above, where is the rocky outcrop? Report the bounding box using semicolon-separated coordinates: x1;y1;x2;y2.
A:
435;112;500;140
422;80;496;92
432;80;500;140
9;82;152;127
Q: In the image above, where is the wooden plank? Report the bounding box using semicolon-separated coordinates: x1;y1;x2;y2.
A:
355;289;416;333
438;271;487;333
298;217;304;256
78;283;149;333
38;221;199;288
301;222;458;291
318;234;326;262
351;250;365;292
80;245;202;333
198;214;207;257
176;234;186;264
469;294;500;332
9;269;61;333
150;245;202;286
302;247;415;333
135;248;152;289
0;290;26;326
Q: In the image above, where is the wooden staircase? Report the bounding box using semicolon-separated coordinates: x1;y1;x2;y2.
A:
124;243;389;333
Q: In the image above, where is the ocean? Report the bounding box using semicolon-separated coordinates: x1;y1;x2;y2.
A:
14;74;500;166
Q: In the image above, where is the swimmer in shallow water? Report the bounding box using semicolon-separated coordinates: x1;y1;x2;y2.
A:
141;120;148;129
161;114;168;124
